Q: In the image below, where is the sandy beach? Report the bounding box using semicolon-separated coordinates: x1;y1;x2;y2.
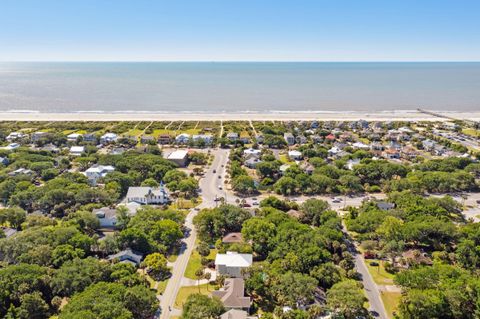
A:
1;110;480;122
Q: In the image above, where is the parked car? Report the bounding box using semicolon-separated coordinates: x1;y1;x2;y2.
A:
252;201;259;205
364;251;376;259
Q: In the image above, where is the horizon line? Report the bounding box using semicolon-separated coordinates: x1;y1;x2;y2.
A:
1;60;480;63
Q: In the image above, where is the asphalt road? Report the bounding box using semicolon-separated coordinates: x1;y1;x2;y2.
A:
159;148;230;319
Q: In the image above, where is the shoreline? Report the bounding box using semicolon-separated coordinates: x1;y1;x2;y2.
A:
1;110;480;121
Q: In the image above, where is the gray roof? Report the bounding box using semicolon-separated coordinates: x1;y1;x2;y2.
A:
108;249;143;265
212;278;251;309
126;186;167;198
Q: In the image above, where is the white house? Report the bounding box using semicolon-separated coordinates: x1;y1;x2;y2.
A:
126;186;169;205
69;146;85;156
93;207;117;228
215;251;253;278
166;150;189;167
288;150;302;160
2;143;20;151
6;132;27;142
67;133;83;142
226;132;239;141
352;142;370;150
100;133;118;144
85;164;115;185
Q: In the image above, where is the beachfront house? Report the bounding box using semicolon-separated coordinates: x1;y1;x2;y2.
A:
85;164;115;185
175;133;190;144
126;186;169;205
158;134;173;145
215;251;253;278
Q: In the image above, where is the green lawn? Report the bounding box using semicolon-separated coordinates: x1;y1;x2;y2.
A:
184;246;217;280
279;154;294;164
365;259;395;285
157;279;169;294
463;128;479;137
174;284;212;308
381;291;402;318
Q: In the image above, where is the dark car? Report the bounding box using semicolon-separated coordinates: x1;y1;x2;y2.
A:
364;251;376;259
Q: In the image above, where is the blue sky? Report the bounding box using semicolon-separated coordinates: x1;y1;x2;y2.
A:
1;0;479;61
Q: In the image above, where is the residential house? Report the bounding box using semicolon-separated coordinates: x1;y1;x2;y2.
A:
126;186;169;205
212;278;251;311
279;164;290;175
31;131;49;142
311;135;323;144
296;135;307;145
69;146;85;156
140;135;155;144
8;168;33;177
325;133;336;142
175;133;190;144
83;133;97;143
243;148;261;159
3;143;20;151
166;150;189;167
215;252;253;278
6;132;27;142
110;147;126;155
226;132;239;142
93;207;117;229
85;164;115;186
346;159;361;170
300;162;314;175
352;142;370;150
0;157;8;166
239;133;250;144
255;134;264;144
400;250;433;269
192;134;213;145
244;158;262;169
422;139;436;152
158;134;173;145
108;249;143;266
220;309;257;319
370;142;385;151
284;133;295;145
1;227;17;238
377;202;395;211
67;133;82;142
383;148;400;160
288;150;302;160
222;232;243;244
100;133;118;144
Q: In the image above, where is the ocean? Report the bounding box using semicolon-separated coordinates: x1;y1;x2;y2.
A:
0;62;479;113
